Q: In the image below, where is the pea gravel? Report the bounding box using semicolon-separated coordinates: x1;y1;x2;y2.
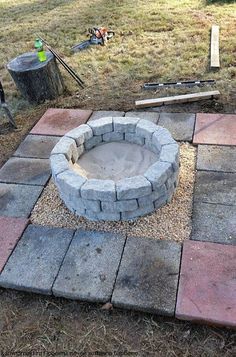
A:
30;143;196;242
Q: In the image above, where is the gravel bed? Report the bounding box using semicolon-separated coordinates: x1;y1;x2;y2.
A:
31;143;196;242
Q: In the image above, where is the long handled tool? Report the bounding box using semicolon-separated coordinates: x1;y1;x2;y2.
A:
0;80;17;129
37;35;85;88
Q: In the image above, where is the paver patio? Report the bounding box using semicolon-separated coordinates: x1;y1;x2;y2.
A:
197;145;236;173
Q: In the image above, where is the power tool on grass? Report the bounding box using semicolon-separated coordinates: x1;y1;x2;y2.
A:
71;27;115;52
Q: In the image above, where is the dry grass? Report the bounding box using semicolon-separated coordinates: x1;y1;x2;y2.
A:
31;143;196;242
0;0;235;114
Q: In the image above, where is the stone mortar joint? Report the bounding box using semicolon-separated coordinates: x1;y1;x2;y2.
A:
50;117;180;221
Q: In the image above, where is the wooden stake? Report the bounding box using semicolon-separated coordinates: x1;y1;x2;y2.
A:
211;25;220;68
135;91;220;109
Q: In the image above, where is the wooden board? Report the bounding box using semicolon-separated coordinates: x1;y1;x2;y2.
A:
211;25;220;68
135;91;220;109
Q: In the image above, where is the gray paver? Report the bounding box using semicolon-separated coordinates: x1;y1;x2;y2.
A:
81;179;116;201
88;117;113;135
117;176;152;200
194;171;236;205
113;117;140;133
191;201;236;245
0;157;51;186
88;111;125;122
158;113;195;141
112;236;181;316
13;135;61;159
197;145;236;173
53;230;126;302
0;183;43;217
0;225;74;294
125;111;159;124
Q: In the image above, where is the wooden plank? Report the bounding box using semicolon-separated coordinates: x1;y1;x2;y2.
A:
135;91;220;109
211;25;220;68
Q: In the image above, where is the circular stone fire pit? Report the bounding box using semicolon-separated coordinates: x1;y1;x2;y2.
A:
50;117;180;221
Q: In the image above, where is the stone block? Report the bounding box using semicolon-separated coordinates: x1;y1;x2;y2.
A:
101;199;138;213
77;144;84;158
158;113;195;142
88;111;125;122
125;133;145;146
112;237;181;316
125;111;159;124
65;124;93;145
81;199;101;213
160;143;179;168
50;154;70;177
13;134;61;159
117;175;152;200
176;240;236;328
81;179;116;201
191;201;236;245
0;157;51;186
88;117;113;135
51;136;78;161
0;225;74;295
53;230;126;302
152;127;176;146
197;145;236;173
138;186;167;207
144;138;161;154
103;132;124;142
144;161;172;190
121;203;154;220
85;210;120;221
113;117;140;133
84;135;102;150
154;195;167;209
136;119;158;141
0;183;43;218
55;170;86;199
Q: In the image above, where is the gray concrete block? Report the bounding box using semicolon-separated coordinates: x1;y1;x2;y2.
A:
113;117;140;133
152;127;176;146
88;111;125;122
65;124;93;146
117;176;152;200
51;136;78;161
84;210;121;221
112;236;181;316
125;111;159;124
53;230;126;302
0;157;51;186
158;112;195;142
55;170;86;199
0;225;74;294
154;195;167;209
160;143;179;167
138;186;167;207
50;154;70;177
88;117;113;135
13;134;61;159
81;179;116;201
121;203;154;220
125;133;145;146
84;135;102;150
136;120;158;141
191;201;236;245
81;199;101;212
194;171;236;205
0;183;43;218
197;145;236;173
103;132;124;142
144;161;172;190
101;199;138;213
145;138;161;154
77;144;84;158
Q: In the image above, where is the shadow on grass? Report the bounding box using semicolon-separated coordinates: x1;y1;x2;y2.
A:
206;0;236;4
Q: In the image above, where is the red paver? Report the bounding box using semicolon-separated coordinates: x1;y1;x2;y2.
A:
176;240;236;328
30;108;92;136
193;113;236;145
0;217;29;273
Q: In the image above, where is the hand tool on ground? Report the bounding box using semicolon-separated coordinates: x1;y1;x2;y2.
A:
71;27;115;52
0;80;17;129
143;79;215;90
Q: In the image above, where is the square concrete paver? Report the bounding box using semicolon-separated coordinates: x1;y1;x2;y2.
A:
13;134;61;159
193;113;236;145
112;237;181;316
197;145;236;173
191;201;236;245
0;225;74;295
0;157;51;186
88;111;125;122
158;113;195;141
0;183;43;217
194;171;236;205
176;240;236;328
53;230;126;302
0;217;29;273
125;111;159;124
30;108;92;136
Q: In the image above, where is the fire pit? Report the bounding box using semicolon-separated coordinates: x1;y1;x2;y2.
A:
50;117;179;221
